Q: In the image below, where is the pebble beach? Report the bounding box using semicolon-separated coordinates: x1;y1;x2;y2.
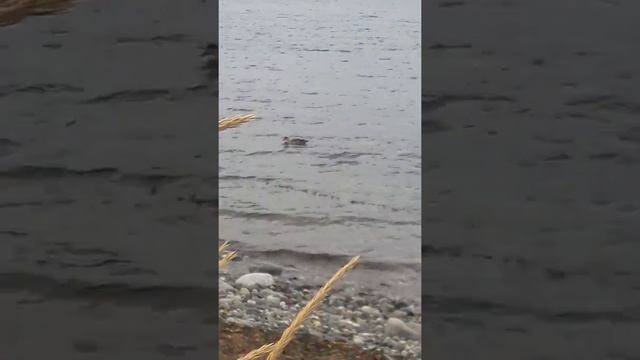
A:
220;269;422;359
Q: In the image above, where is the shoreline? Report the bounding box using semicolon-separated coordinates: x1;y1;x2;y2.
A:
220;241;421;302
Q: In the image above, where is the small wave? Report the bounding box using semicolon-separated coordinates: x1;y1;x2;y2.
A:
219;209;419;227
331;160;360;166
225;245;421;272
0;83;84;98
219;175;282;182
0;272;215;310
245;150;278;156
80;89;171;104
269;183;405;212
116;34;191;44
319;151;380;160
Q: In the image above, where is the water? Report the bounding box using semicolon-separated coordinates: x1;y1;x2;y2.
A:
1;1;219;358
219;0;421;264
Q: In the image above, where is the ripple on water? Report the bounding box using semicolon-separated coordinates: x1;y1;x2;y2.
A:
220;0;420;263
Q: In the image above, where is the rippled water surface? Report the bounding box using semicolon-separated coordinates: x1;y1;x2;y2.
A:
219;0;420;263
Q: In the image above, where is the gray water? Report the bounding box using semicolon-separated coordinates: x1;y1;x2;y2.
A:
219;0;421;264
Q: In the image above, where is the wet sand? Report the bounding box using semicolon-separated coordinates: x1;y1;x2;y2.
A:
423;1;640;359
0;0;218;358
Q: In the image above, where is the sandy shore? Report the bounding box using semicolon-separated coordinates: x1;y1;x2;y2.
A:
423;1;640;359
1;1;218;358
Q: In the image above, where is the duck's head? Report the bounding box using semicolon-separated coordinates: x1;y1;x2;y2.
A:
282;136;289;142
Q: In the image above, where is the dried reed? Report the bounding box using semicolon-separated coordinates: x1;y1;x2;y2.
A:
219;114;256;132
236;343;276;360
219;241;237;269
219;250;237;269
219;241;231;253
264;256;360;360
0;0;72;26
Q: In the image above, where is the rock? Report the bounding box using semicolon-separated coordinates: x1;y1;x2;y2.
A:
228;295;242;307
266;294;280;306
353;335;365;346
219;279;233;292
408;321;421;335
339;319;360;328
360;305;381;316
260;288;278;297
249;262;284;276
235;273;274;288
385;317;419;340
239;287;250;297
219;298;231;309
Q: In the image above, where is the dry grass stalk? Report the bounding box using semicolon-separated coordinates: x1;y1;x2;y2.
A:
236;343;276;360
219;241;237;269
219;113;256;132
219;250;237;269
1;0;73;26
263;256;361;360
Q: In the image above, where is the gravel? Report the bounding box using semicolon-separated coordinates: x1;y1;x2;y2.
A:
219;273;421;360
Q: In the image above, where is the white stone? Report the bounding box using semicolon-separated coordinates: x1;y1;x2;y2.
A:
228;295;242;307
385;317;420;340
339;319;361;328
219;298;231;309
266;294;280;306
235;273;274;288
352;335;365;346
239;287;250;297
219;279;233;292
360;305;381;316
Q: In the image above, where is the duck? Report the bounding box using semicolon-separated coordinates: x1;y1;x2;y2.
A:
201;43;218;77
201;43;218;57
282;136;308;146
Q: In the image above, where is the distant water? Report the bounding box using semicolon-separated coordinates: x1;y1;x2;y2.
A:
219;0;420;264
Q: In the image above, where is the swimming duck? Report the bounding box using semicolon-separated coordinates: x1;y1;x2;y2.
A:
201;43;218;77
201;43;218;57
282;136;308;146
